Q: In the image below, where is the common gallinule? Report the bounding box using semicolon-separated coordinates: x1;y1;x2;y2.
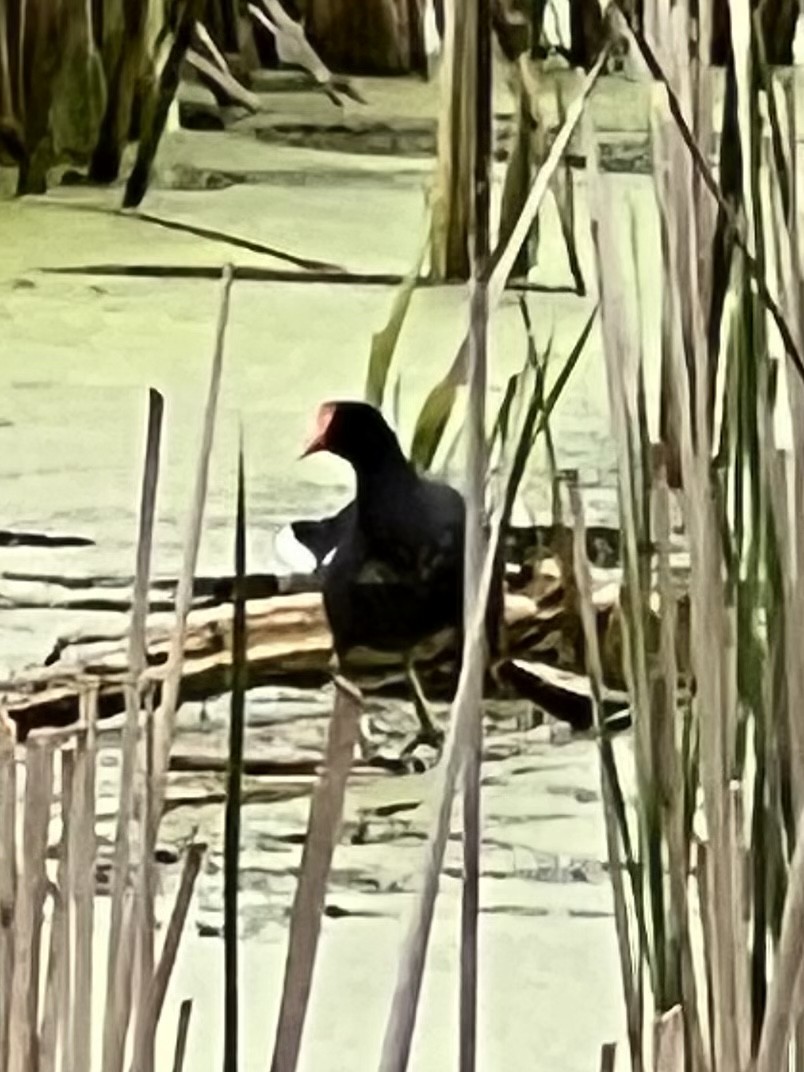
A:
289;400;501;751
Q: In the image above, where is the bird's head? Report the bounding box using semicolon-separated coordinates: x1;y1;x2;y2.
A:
300;400;406;472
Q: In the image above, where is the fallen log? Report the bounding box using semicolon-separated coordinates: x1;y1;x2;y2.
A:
2;583;625;739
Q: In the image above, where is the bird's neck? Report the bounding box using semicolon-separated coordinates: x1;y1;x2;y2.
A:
354;455;416;517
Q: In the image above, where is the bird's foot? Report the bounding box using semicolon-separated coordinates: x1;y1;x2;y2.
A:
357;713;385;762
401;721;445;756
403;660;445;758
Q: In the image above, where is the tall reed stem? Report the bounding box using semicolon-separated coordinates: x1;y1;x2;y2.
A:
224;443;248;1072
459;0;491;1065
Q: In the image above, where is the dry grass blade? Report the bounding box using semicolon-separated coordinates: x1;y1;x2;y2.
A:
501;304;597;525
694;839;716;1071
460;0;492;1057
653;460;704;1071
38;881;65;1072
131;697;157;1072
7;740;54;1072
378;276;594;1066
599;1042;617;1072
128;842;206;1072
123;0;205;208
151;266;233;825
270;677;362;1072
377;498;506;1072
459;279;487;1072
486;44;609;297
194;21;229;72
103;387;164;1072
172;999;193;1072
124;296;230;1066
250;0;364;104
567;477;643;1072
615;2;804;383
409;49;608;472
756;812;804;1072
365;237;428;411
185;48;260;112
68;687;98;1072
653;1006;684;1072
0;710;16;1071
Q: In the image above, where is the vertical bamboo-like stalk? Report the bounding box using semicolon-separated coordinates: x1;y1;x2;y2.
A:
756;806;804;1072
128;842;206;1072
132;694;157;1072
728;780;751;1067
377;505;509;1072
429;0;475;281
378;62;606;1068
653;458;705;1072
410;54;606;474
223;443;247;1072
7;739;54;1072
39;748;74;1072
103;387;164;1072
0;710;16;1071
0;0;13;117
149;266;233;825
653;1006;684;1072
38;887;64;1072
68;686;98;1072
600;1042;617;1072
459;0;491;1063
172;999;193;1072
568;477;643;1072
123;0;205;208
130;269;231;1070
270;677;362;1072
89;0;149;183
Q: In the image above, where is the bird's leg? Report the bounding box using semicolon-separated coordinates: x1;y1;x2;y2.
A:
403;658;444;753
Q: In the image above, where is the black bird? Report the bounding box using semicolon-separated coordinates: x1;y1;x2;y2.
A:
285;400;501;750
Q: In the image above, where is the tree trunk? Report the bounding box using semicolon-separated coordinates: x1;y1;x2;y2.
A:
89;0;149;182
16;0;65;193
569;0;798;68
429;0;476;281
568;0;605;69
710;0;798;64
306;0;427;74
50;0;106;164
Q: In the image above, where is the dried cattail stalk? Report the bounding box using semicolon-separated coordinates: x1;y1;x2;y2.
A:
172;999;193;1072
102;388;163;1072
128;842;206;1072
39;748;74;1072
0;709;16;1070
270;677;362;1072
149;266;233;825
653;1006;684;1072
7;740;54;1072
68;686;98;1072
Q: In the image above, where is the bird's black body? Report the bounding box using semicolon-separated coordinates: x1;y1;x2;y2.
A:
295;401;500;666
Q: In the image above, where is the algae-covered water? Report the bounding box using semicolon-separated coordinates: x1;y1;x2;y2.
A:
0;92;655;1069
